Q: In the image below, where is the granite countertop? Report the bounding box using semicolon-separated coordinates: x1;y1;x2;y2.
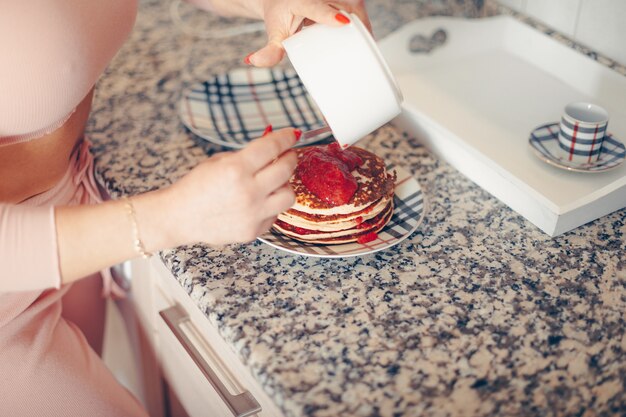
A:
89;1;626;416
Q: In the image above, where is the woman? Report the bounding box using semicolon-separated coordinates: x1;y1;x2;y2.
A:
0;0;370;415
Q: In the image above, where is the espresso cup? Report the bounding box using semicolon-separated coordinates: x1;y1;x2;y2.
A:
282;12;403;148
558;102;609;164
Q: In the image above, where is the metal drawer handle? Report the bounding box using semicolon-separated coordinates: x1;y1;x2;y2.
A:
159;305;261;417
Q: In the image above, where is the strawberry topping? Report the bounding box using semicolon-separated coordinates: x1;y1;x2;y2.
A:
297;144;364;206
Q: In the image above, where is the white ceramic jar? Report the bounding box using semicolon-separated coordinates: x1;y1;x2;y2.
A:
283;12;403;147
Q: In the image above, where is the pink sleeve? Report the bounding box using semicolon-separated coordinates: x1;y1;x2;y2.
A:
0;204;61;292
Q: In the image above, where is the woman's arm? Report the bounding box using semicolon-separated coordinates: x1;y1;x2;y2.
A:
0;129;297;290
186;0;371;67
57;128;297;283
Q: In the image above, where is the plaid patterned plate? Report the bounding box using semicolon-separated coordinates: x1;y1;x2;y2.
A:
179;67;331;148
529;122;625;173
257;165;425;258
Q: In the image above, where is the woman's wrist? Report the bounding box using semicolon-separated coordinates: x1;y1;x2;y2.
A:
129;188;178;254
121;197;153;258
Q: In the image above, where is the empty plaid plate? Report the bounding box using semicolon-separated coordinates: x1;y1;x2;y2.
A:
179;67;331;148
529;122;625;173
258;165;425;258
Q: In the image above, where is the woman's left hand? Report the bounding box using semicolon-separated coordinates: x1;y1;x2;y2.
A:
248;0;371;67
188;0;371;67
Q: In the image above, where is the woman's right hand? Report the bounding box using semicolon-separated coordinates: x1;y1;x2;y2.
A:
136;128;299;250
55;128;298;283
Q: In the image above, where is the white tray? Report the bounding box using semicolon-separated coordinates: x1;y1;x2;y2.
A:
379;16;626;236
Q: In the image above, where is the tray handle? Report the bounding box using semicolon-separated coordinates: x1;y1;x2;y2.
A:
409;28;447;54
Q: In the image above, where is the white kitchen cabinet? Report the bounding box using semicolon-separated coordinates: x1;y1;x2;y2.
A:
127;258;285;417
104;262;165;417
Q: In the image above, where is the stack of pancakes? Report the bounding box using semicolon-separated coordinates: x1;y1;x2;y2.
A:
273;145;396;244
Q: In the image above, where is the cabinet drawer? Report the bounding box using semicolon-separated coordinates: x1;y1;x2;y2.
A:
156;303;260;417
150;259;284;417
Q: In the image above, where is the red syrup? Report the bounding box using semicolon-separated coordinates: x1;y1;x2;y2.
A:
274;220;318;235
357;232;378;244
297;143;363;206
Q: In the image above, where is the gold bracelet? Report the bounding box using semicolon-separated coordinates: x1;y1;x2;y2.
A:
122;197;153;259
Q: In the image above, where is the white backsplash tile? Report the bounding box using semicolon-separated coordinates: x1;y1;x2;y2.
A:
496;0;626;66
524;0;582;37
575;0;626;66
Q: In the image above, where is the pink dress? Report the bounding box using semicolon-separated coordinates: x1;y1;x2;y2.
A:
0;0;166;414
0;140;148;416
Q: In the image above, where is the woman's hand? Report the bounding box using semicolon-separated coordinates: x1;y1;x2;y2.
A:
136;128;299;249
247;0;371;67
55;128;298;282
187;0;371;67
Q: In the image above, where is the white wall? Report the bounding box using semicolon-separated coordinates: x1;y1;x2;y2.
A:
498;0;626;66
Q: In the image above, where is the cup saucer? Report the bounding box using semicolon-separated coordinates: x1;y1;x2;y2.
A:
528;122;625;173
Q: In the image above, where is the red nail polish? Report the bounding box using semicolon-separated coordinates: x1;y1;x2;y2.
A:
335;13;350;24
244;53;253;65
262;124;273;137
294;129;302;141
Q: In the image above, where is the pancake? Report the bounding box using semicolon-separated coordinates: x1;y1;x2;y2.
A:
272;143;396;244
274;200;394;244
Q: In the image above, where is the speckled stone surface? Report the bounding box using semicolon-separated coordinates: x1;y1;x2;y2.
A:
89;1;626;416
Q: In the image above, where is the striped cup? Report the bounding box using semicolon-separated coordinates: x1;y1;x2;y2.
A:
558;102;609;164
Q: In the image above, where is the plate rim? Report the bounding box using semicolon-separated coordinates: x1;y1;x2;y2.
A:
257;165;426;258
528;122;625;173
178;67;331;149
